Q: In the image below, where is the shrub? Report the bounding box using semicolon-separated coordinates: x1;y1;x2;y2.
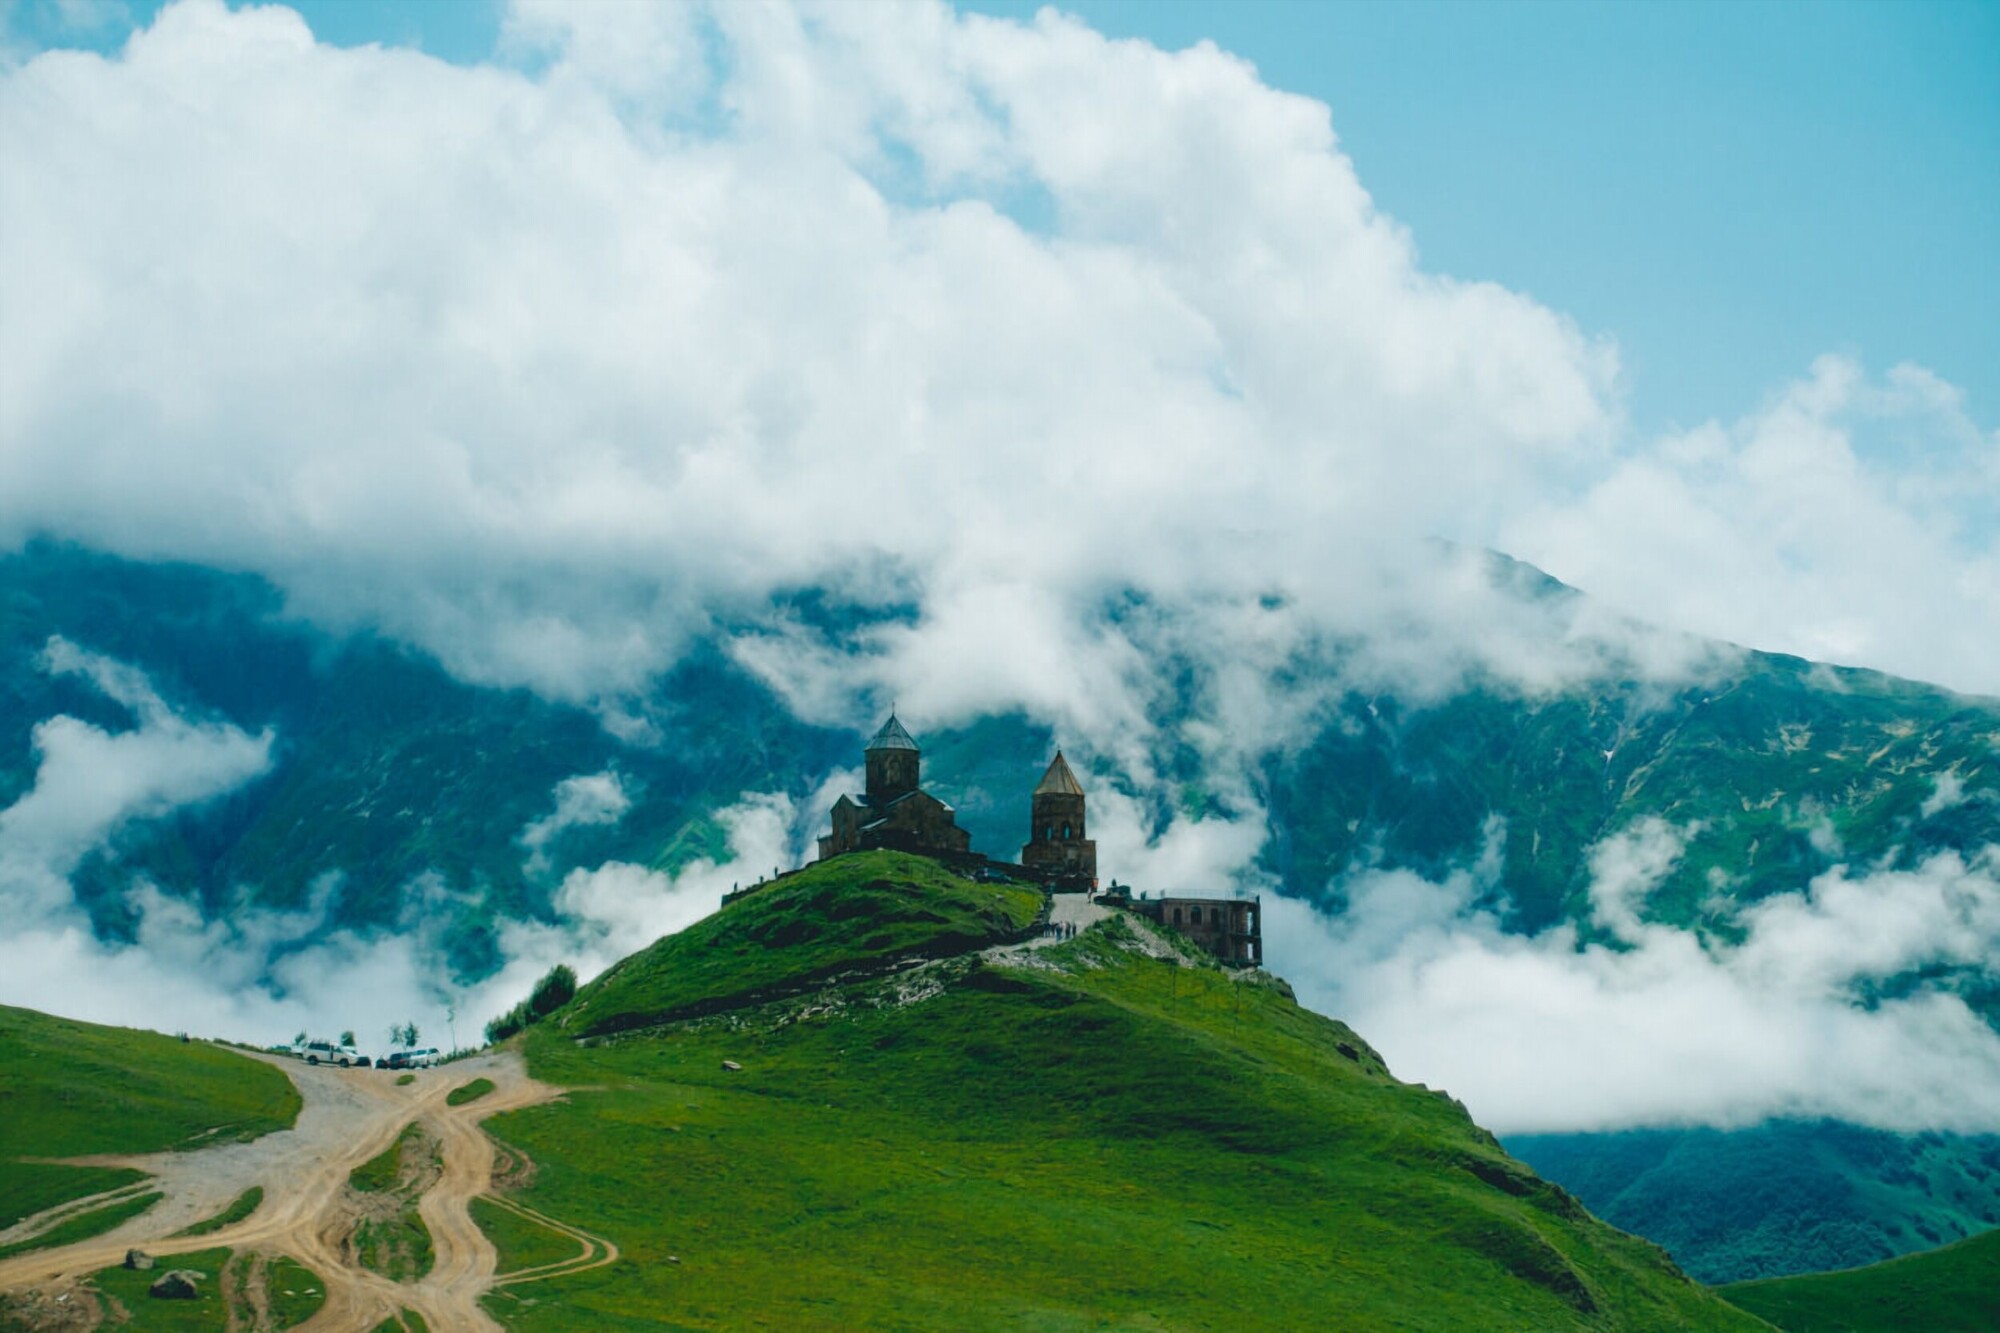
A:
484;963;576;1044
529;964;577;1019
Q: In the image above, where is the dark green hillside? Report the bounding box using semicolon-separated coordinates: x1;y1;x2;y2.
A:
564;851;1044;1036
7;542;1995;980
0;1004;300;1229
0;541;850;977
1267;654;2000;934
1509;1122;2000;1283
482;870;1760;1329
1721;1226;2000;1331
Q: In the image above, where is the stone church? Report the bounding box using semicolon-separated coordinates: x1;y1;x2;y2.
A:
816;715;1098;890
817;715;974;863
811;714;1258;966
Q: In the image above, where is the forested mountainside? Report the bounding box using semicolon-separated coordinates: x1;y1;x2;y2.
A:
7;541;1995;975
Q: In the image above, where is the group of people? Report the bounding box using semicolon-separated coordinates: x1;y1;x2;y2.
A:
1042;919;1079;941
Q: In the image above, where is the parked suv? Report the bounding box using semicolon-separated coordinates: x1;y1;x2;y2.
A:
382;1047;438;1070
294;1038;360;1067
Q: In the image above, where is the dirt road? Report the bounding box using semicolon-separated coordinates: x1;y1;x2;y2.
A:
0;1050;610;1330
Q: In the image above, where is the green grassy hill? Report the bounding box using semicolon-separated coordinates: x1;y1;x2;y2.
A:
1720;1226;2000;1331
0;1004;300;1235
479;852;1761;1329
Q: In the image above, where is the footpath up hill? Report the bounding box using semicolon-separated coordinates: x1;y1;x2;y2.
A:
484;851;1762;1330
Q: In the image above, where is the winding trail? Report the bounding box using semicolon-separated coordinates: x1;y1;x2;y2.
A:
0;1049;614;1330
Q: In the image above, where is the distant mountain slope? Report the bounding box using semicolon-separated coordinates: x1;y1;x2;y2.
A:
1721;1226;2000;1331
0;542;850;976
1265;655;2000;933
7;540;1995;968
1508;1122;2000;1284
480;852;1760;1330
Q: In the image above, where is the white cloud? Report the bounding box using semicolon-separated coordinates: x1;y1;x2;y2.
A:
1922;770;1968;819
0;638;786;1049
1512;356;2000;696
4;0;1979;749
1268;823;2000;1134
0;636;273;915
518;770;632;873
0;0;1629;739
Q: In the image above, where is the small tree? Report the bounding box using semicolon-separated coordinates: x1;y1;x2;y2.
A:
528;964;577;1019
293;1030;307;1047
403;1021;421;1048
340;1029;356;1048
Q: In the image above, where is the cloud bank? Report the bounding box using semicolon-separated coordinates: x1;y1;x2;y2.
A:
4;0;1987;736
0;638;812;1046
1267;819;2000;1134
518;770;632;873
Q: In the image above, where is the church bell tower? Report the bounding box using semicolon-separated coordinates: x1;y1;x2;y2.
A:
864;714;922;804
1021;751;1097;888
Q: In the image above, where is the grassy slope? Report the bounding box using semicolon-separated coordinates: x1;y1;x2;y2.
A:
348;1124;437;1283
469;1195;580;1275
561;852;1044;1037
1720;1227;2000;1331
85;1244;234;1328
481;858;1760;1330
173;1185;264;1239
0;1004;300;1236
448;1077;497;1107
79;1246;329;1330
0;1163;146;1231
0;1190;162;1262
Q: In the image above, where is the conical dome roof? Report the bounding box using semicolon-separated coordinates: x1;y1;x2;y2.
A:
866;714;920;752
1035;751;1084;796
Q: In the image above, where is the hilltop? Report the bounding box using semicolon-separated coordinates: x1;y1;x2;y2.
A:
474;851;1760;1329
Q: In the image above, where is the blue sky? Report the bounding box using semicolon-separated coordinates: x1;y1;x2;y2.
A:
11;0;1994;436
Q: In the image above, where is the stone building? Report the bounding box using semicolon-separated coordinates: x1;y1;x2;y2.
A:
1019;752;1097;890
1121;894;1262;967
817;715;973;863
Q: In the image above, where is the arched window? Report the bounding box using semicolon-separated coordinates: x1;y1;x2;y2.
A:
1044;826;1053;841
1172;908;1182;925
1190;906;1203;925
1062;822;1071;839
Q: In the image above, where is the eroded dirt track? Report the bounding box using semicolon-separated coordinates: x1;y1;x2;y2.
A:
0;1050;606;1330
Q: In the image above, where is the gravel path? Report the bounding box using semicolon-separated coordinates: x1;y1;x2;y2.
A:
1032;892;1111;946
0;1048;608;1330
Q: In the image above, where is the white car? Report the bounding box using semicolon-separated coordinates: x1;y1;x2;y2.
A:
294;1038;360;1067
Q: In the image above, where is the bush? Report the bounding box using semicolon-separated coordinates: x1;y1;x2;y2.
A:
529;964;577;1018
484;963;576;1044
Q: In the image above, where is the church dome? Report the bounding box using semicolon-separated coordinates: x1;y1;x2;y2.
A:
866;714;920;752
